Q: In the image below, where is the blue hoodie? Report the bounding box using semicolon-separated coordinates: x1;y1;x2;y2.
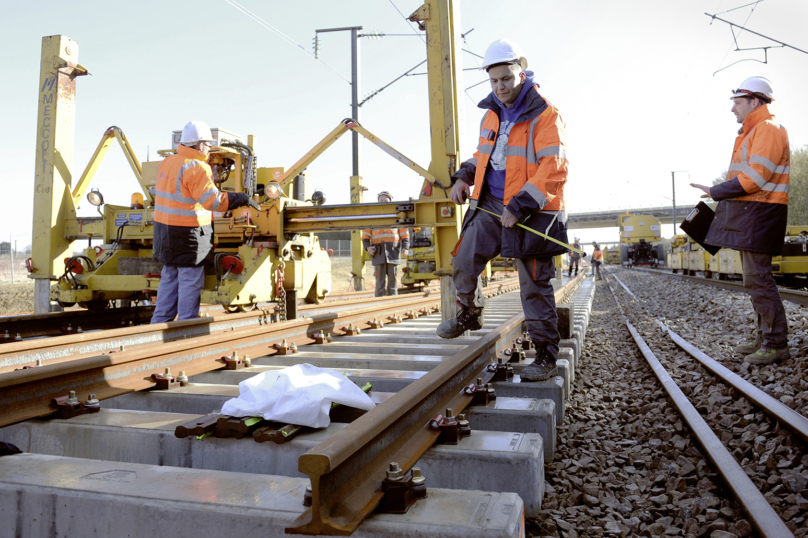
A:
483;70;537;200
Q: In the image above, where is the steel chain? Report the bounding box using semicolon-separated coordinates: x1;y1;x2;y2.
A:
276;261;287;322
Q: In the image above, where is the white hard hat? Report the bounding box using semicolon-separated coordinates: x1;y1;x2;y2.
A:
179;121;215;146
731;76;774;102
481;39;528;72
378;190;393;201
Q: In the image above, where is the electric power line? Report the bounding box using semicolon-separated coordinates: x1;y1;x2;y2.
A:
387;0;427;44
223;0;351;84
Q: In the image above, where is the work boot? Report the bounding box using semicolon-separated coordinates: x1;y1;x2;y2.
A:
519;346;558;382
745;347;790;365
734;338;762;355
436;302;483;339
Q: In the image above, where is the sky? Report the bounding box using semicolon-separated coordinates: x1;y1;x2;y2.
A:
2;0;807;251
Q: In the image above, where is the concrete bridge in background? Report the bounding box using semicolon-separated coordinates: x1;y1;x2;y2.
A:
566;205;699;229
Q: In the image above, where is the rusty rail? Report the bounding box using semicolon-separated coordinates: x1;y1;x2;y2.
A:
0;279;521;428
287;271;585;535
0;274;461;340
0;277;519;374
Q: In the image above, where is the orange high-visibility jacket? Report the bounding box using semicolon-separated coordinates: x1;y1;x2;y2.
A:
467;86;568;212
362;228;411;266
706;104;790;255
453;84;569;258
361;228;410;246
592;248;603;261
723;104;789;205
154;145;231;227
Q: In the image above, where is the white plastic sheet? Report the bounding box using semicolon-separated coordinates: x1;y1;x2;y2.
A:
220;363;375;428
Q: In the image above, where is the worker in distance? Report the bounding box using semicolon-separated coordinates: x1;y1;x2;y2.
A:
362;191;411;296
590;242;603;281
690;77;790;365
151;121;260;322
568;237;583;277
438;39;570;382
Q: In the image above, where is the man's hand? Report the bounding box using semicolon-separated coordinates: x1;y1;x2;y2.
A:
368;246;377;256
402;249;409;258
247;198;262;210
690;183;713;199
450;180;471;205
501;208;518;228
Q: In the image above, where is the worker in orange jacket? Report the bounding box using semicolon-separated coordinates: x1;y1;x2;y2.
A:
437;39;569;382
362;191;411;296
151;121;259;322
691;77;789;365
591;242;603;281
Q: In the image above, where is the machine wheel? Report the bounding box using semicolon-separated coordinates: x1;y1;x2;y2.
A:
78;300;111;313
57;300;76;308
224;304;260;313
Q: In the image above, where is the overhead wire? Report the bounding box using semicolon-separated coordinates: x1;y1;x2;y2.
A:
386;0;427;44
223;0;351;84
685;0;761;116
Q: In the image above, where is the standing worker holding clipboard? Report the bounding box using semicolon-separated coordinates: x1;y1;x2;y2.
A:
690;77;790;365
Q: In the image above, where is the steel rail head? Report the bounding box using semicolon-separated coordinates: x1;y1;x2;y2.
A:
625;320;793;538
0;279;522;428
657;320;808;445
0;279;516;375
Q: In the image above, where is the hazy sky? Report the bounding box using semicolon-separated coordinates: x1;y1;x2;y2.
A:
2;0;806;249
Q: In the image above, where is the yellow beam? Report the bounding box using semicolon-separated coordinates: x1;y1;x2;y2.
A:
279;122;352;188
72;127;146;208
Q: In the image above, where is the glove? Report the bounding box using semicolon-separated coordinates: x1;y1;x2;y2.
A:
368;246;377;256
227;192;260;210
402;249;409;258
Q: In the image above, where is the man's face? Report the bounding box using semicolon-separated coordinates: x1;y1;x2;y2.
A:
198;141;211;156
731;97;758;124
488;64;526;107
378;195;391;203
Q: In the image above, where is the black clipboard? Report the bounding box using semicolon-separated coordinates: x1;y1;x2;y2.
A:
679;202;721;255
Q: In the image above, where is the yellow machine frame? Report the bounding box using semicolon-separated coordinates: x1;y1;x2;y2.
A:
31;0;468;319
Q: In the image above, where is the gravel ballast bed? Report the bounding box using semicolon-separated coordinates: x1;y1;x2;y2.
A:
534;281;758;538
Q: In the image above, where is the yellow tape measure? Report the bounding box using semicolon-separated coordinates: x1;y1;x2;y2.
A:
473;206;584;255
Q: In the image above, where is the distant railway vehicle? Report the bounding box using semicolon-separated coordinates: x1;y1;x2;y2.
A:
671;227;808;284
603;246;621;265
619;214;665;266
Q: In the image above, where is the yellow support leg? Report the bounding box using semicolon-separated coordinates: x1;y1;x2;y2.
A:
350;175;368;291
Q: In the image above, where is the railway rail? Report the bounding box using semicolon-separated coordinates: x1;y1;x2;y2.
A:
0;279;454;340
0;273;596;537
605;267;807;537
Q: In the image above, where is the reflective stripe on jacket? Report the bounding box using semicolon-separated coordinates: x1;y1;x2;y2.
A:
464;85;568;214
452;85;569;259
722;104;790;205
362;228;411;266
153;145;231;227
705;105;790;255
361;228;410;245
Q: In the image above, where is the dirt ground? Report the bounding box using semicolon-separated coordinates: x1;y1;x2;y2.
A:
0;282;35;316
329;256;380;293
